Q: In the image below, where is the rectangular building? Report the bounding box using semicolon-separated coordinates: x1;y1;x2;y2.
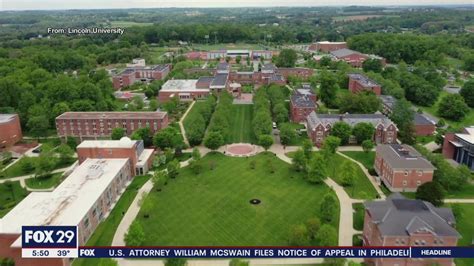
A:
348;73;381;95
442;126;474;170
375;144;435;192
363;193;459;266
159;79;209;102
308;41;348;53
56;111;169;140
306;112;397;147
0;114;22;150
77;138;154;176
112;63;171;90
413;113;436;136
0;158;132;266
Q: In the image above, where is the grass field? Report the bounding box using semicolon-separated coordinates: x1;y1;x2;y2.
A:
73;175;151;266
228;104;255;144
451;204;474;266
352;203;365;231
136;152;338;246
280;122;307;146
341;151;375;170
0;157;75;179
0;181;29;218
25;172;63;189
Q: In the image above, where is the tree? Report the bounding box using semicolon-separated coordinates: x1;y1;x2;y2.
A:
235;55;242;64
149;99;159;111
153;127;182;150
204;132;224;150
362;58;383;73
415;181;445;207
167;159;180;179
258;134;274;150
340;161;356;187
330;122;352;145
34;151;56;178
132;96;144;110
292;149;306;172
339;92;381;114
131;127;153;147
438;94;469;121
390;99;415;145
272;103;288;124
124;220;145;246
321;136;341;155
460;80;474;107
56;143;74;164
288;224;310;246
165;258;187;266
306;217;321;239
319;56;332;67
320;193;337;223
279;124;296;145
315;224;338;246
352;122;375;143
362;140;374;153
111;127;125;140
306;153;327;184
319;71;339;108
276;49;297;67
302;139;313;160
27;115;49;139
152;171;168;190
192;147;201;161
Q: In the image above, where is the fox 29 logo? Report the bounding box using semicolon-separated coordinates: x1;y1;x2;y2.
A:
22;226;78;248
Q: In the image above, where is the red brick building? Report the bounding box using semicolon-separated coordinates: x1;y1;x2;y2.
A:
56;111;169;140
413;113;436;136
77;137;154;176
290;85;317;123
308;41;348;53
306;112;397;147
442;127;474;171
0;114;22;150
330;48;386;68
374;144;435;192
112;63;171;90
277;67;314;80
0;159;132;266
363;193;460;266
348;73;382;96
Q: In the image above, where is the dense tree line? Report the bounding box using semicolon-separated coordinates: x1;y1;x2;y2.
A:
252;88;273;138
184;96;217;146
204;92;233;149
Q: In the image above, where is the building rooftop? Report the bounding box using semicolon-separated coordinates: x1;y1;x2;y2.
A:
0;158;129;236
307;112;396;130
413;113;436;126
216;62;230;71
330;48;362;58
379;95;398;109
317;41;347;45
376;144;435;170
291;94;315;108
262;63;277;72
161;79;209;92
210;73;229;88
77;137;138;149
56;111;168;120
348;73;380;87
454;126;474;144
0;114;18;124
364;193;460;237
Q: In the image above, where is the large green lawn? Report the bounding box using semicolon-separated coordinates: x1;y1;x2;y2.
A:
341;151;375;171
228;104;255;144
136;152;338;246
0;181;29;218
25;172;64;189
451;204;474;266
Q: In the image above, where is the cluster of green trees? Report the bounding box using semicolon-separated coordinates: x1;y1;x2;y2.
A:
204;92;233;150
338;91;381;114
266;85;289;124
252;88;274;148
325;121;376;146
288;214;337;246
185;96;217;146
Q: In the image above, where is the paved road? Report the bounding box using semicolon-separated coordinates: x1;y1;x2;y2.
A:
178;101;196;147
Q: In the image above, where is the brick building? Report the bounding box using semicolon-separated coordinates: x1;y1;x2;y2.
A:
290;84;317;123
77;137;154;176
378;95;397;115
306;112;397;147
56;111;169;140
363;193;460;266
0;158;132;266
348;73;382;95
413;113;436;136
442;126;474;171
0;114;22;150
308;41;348;53
277;67;314;80
330;48;386;68
112;60;171;90
374;144;435;192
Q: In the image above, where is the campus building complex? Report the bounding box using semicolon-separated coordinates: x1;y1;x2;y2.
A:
348;73;382;96
442;126;474;170
330;48;386;68
55;111;169;140
0;114;22;150
290;85;317;123
112;59;171;90
186;49;277;61
363;193;460;266
0;158;132;266
77;137;154;176
374;144;435;192
306;112;397;147
308;41;348;53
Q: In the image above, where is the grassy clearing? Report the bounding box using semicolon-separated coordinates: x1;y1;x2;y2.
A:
451;204;474;266
73;175;151;266
25;172;63;189
352;203;365;231
228;104;255;144
341;151;375;170
0;181;29;218
281;122;308;146
137;152;338;246
444;184;474;199
0;157;75;178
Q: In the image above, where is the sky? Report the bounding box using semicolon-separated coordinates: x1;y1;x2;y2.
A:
1;0;473;10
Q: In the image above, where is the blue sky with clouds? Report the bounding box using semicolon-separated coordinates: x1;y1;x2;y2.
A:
1;0;473;10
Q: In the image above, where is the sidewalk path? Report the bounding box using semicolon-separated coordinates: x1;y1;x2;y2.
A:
337;151;385;199
424;141;440;152
444;199;474;203
179;101;196;147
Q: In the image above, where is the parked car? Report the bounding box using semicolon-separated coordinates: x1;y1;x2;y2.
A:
272;122;277;129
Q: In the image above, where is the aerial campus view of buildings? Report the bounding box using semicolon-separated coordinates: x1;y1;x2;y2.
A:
0;35;473;266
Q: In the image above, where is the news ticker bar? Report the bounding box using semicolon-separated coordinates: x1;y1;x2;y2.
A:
22;247;474;259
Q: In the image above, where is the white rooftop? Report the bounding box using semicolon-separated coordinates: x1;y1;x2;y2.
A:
0;158;129;236
161;79;208;92
137;149;154;167
317;41;346;44
456;127;474;144
77;137;137;149
0;114;17;124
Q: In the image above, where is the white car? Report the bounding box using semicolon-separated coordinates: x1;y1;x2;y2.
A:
272;122;277;129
